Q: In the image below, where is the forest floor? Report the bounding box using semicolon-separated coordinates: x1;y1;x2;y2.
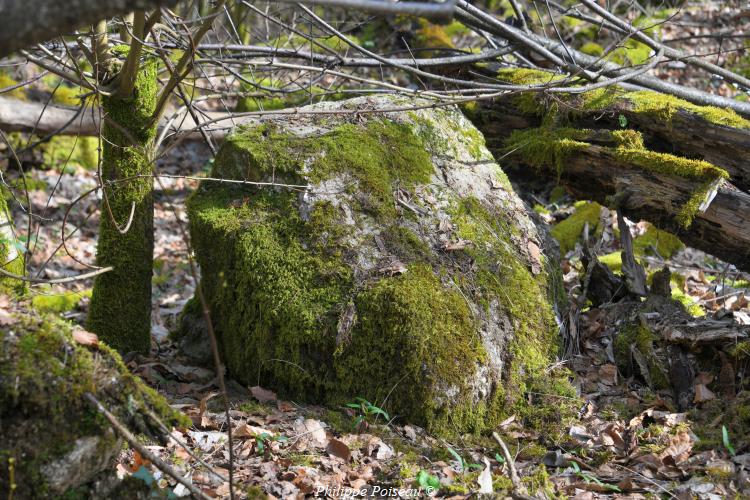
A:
5;136;750;499
3;2;750;497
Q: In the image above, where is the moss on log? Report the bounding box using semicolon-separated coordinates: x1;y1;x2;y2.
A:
468;68;750;271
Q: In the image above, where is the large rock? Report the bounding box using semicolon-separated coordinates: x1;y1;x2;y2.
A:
0;310;189;498
184;95;572;435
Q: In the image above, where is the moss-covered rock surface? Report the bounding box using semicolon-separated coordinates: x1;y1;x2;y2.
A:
0;308;188;498
184;95;574;436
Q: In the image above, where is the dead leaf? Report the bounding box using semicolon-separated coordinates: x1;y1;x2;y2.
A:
693;383;716;403
234;423;274;438
442;239;472;251
527;240;542;275
477;457;493;494
72;328;98;347
250;386;277;403
198;392;218;429
659;431;694;464
295;419;327;449
326;438;352;462
366;436;394;460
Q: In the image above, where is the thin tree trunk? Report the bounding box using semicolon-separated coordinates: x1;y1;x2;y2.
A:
87;60;157;353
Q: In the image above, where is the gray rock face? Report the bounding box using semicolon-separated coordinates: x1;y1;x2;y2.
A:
185;95;569;434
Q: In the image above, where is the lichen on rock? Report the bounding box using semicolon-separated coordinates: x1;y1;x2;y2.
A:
184;95;575;435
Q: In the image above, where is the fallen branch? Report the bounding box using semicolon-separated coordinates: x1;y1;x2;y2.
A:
492;432;533;500
84;392;211;500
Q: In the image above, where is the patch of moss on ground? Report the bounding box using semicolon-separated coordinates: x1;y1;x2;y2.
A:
551;201;602;253
0;72;27;100
633;224;684;258
32;288;92;314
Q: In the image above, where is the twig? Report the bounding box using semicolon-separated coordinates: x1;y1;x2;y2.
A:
84;392;211;500
492;432;533;499
0;266;113;284
138;404;229;483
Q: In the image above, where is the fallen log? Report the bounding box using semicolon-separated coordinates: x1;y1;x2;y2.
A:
0;96;239;140
468;71;750;271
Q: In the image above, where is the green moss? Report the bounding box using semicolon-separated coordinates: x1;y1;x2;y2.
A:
41;136;99;170
606;40;653;66
32;289;92;314
522;465;556;498
689;392;750;453
549;185;567;204
505;118;728;229
414;20;455;51
614;323;669;389
550;202;602;253
580;42;604;57
626;90;750;129
0;72;27;100
495;68;750;129
187;112;571;436
612;146;728;228
611;129;644;149
505;127;590;175
730;341;750;360
215;120;434;219
671;288;704;317
449;197;577;436
87;58;158;354
633;224;684;258
335;264;485;434
496;68;565;86
598;252;622;273
0;310;187;498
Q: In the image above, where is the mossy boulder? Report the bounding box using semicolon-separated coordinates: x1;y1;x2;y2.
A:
0;309;188;498
184;95;574;435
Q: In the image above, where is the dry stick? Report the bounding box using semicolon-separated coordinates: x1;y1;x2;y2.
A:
0;265;113;284
84;393;211;500
492;432;533;499
138;404;229;483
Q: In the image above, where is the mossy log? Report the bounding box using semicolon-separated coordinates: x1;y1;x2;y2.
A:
468;70;750;271
183;95;576;436
87;60;158;354
0;309;188;498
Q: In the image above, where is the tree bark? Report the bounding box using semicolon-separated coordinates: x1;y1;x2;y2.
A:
0;0;178;58
86;60;158;354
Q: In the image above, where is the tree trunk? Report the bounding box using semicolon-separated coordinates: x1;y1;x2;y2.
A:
86;60;157;354
0;0;177;58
